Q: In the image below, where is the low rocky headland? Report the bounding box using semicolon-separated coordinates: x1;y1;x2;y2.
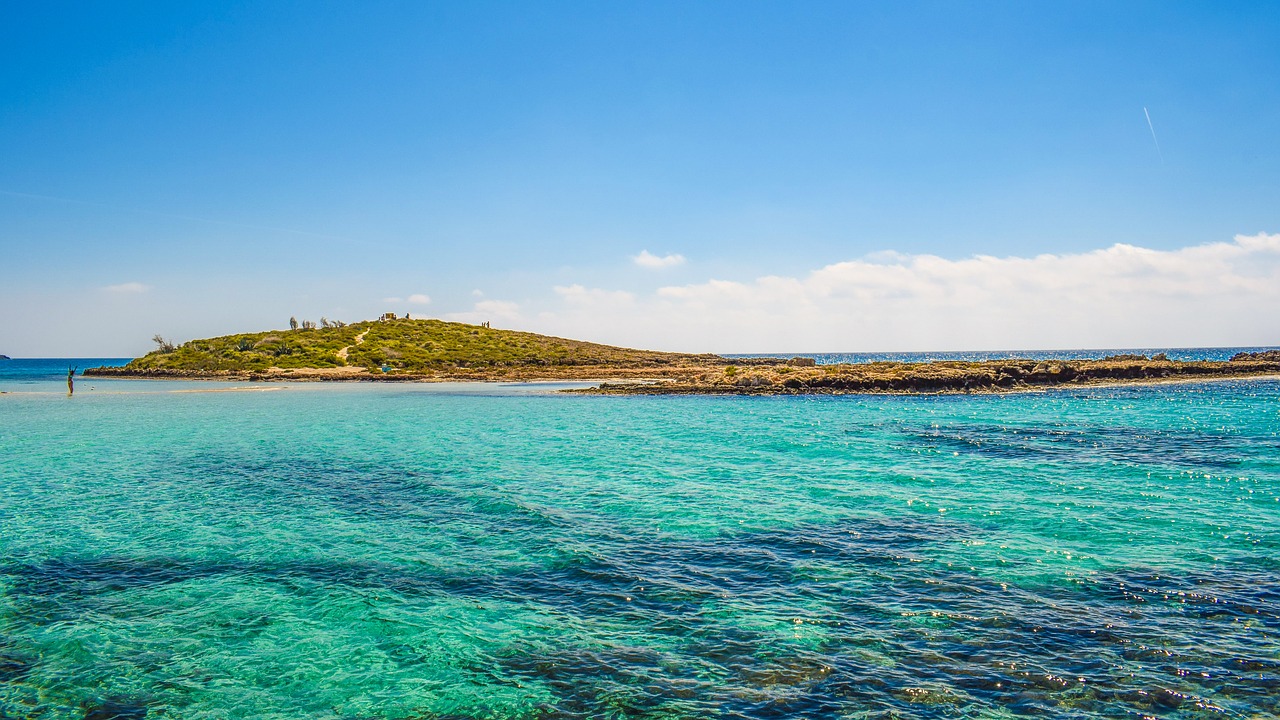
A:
84;318;1280;395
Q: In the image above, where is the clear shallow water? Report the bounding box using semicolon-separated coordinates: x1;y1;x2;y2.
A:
2;375;1279;718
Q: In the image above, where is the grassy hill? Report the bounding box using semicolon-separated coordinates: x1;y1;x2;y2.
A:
115;318;718;374
86;318;1280;392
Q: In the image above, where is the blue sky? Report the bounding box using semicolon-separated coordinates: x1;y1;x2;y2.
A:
2;1;1279;355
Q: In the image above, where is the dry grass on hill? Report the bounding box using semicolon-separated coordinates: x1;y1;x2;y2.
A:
110;318;719;375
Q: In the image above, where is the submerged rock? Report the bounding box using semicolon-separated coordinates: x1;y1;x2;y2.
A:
82;700;148;720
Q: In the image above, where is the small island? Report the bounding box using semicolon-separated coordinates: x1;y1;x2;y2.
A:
84;317;1280;395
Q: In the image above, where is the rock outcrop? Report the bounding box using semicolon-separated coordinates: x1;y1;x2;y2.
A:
1230;350;1280;362
589;357;1280;396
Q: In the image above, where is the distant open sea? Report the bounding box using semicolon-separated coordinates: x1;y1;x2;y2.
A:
0;358;133;385
2;350;1278;718
727;345;1280;364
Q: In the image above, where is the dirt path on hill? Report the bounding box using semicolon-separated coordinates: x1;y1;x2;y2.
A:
336;329;370;363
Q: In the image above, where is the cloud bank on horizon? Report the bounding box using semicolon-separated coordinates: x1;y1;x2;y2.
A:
4;233;1278;358
447;233;1280;353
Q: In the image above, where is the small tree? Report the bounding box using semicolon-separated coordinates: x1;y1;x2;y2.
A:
320;317;330;328
152;334;176;353
289;316;299;331
301;320;316;330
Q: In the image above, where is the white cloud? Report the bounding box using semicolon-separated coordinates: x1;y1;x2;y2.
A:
383;294;432;305
525;234;1280;353
444;299;523;325
103;281;148;294
554;284;635;306
633;250;686;269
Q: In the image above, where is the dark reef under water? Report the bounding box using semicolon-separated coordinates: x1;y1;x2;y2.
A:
4;512;1277;719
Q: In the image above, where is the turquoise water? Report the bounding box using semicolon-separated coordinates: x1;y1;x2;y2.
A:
2;376;1278;719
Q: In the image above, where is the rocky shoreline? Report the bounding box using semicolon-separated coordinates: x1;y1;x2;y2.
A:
585;357;1280;395
83;355;1280;395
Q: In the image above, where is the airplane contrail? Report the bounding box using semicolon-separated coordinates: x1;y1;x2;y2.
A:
1143;107;1163;163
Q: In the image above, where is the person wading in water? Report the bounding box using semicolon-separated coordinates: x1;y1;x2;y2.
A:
67;366;76;396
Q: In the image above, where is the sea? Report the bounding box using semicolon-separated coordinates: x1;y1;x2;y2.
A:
1;351;1278;719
